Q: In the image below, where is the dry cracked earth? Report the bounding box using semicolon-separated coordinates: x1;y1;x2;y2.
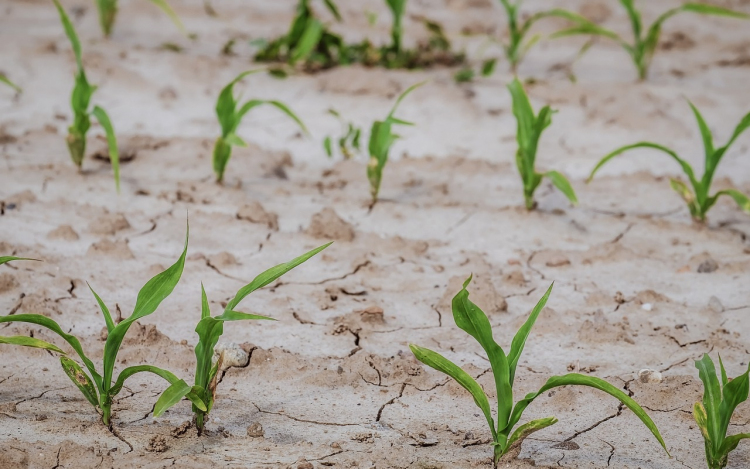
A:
1;0;750;468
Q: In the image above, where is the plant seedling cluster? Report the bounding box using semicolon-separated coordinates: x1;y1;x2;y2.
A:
54;0;120;192
324;109;361;160
588;102;750;222
551;1;749;80
95;0;184;38
410;276;669;465
212;70;307;183
254;0;463;73
508;78;577;210
694;354;750;469
153;243;330;433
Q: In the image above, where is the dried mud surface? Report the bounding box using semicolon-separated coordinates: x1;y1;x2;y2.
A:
2;0;750;468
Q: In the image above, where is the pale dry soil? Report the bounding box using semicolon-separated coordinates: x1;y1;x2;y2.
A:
1;0;750;468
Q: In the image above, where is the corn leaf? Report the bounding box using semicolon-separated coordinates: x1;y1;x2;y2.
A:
720;433;750;455
153;379;207;417
88;283;115;333
682;3;750;19
693;401;711;443
409;344;496;438
0;256;39;266
147;0;186;34
696;354;723;446
0;75;21;93
91;106;120;192
711;189;750;214
60;356;100;407
0;336;65;354
508;373;669;455
291;18;323;64
506;416;557;449
718;363;750;438
53;0;83;72
507;283;553;386
387;82;426;120
322;0;342;21
687;101;714;163
544;171;578;205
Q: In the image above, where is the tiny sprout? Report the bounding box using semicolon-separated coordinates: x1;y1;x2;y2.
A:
95;0;185;38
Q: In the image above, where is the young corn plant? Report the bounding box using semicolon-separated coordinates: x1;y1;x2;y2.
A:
212;70;307;183
153;243;331;434
0;224;204;427
410;276;669;466
367;81;424;204
550;1;749;80
54;0;121;192
95;0;184;38
0;256;38;266
385;0;406;54
508;78;577;210
324;109;361;159
694;354;750;469
0;74;21;93
588;102;750;222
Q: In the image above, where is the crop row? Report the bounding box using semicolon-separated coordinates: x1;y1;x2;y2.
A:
1;232;748;468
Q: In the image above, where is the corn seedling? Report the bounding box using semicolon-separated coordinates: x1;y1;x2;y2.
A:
95;0;184;38
324;109;361;159
212;70;307;183
153;243;331;434
367;81;424;204
0;256;39;267
0;223;203;427
0;74;21;93
54;0;120;192
508;78;577;210
694;354;750;469
497;1;590;72
410;276;669;466
589;102;750;222
550;1;749;80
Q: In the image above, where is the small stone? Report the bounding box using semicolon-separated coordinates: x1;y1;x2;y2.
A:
545;254;570;267
641;303;653;312
89;213;130;236
247;422;264;438
638;369;663;383
360;306;385;324
47;225;79;241
297;462;313;469
146;435;168;453
697;259;719;273
464;432;474;440
213;342;249;368
237;201;279;231
614;291;625;304
708;296;724;314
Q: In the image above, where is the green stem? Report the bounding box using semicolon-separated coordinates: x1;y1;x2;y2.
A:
524;192;536;210
66;131;86;168
195;412;205;435
493;444;504;467
101;400;112;427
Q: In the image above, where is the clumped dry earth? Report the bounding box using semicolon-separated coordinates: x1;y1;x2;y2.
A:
2;0;750;468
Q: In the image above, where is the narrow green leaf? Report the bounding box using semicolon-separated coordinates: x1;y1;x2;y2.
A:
720;432;750;455
669;178;696;206
682;3;750;19
154;379;193;417
0;257;39;266
507;283;553;386
506;416;557;449
53;0;84;72
720;111;750;153
324;136;333;157
544;171;578;205
215;310;275;322
224;133;248;147
267;100;308;135
290;18;323;64
0;336;65;354
109;364;181;397
696;354;723;446
322;0;342;21
718;362;750;439
91;106;120;193
711;189;750;214
201;283;210;320
481;58;497;77
693;401;711;444
620;0;642;39
687;101;714;164
718;354;728;388
509;373;669;456
146;0;186;34
88;283;115;333
0;75;21;93
410;344;496;438
387;81;426;120
60;356;100;407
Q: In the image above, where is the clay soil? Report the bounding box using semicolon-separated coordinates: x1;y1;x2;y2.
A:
2;0;750;468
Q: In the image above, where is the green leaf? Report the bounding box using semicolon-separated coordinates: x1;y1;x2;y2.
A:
507;283;553;386
88;283;115;333
0;335;65;354
324;136;333;157
409;344;495;438
508;373;669;456
693;401;711;443
0;74;21;93
266;100;309;135
588;142;699;191
681;3;750;20
194;316;224;391
718;355;729;388
91;106;120;193
53;0;84;72
481;58;497;77
60;356;100;407
718;362;750;440
223;243;330;313
687;101;714;165
322;0;342;21
711;189;750;214
201;283;210;320
506;416;557;449
619;0;642;39
669;178;696;205
720;432;750;456
387;81;426;120
109;364;180;397
696;354;723;446
215;310;275;322
544;171;578;205
719;111;750;155
153;379;207;417
146;0;186;34
0;257;39;266
290;18;323;64
102;222;189;392
452;276;513;433
224;133;247;147
0;314;101;388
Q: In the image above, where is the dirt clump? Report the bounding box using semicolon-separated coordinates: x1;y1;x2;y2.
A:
306;207;355;241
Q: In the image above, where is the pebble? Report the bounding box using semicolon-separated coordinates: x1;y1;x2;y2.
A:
247;422;264;438
638;369;663;383
641;303;653;311
213;342;249;368
697;259;719;273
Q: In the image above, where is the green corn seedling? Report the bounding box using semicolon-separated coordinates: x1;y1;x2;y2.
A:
54;0;121;192
385;0;406;54
367;81;424;204
153;243;331;434
694;354;750;469
0;74;21;93
324;109;361;159
212;70;307;183
497;1;591;71
0;223;205;427
550;1;749;80
508;78;577;210
410;276;669;466
0;256;39;267
95;0;184;38
588;101;750;222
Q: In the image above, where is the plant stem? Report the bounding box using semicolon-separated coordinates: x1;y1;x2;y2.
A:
101;402;111;427
66;131;86;168
195;412;205;436
493;444;503;467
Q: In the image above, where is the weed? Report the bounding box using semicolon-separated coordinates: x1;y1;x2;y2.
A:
508;78;577;210
0;223;201;427
410;276;669;465
54;0;121;192
153;243;331;434
694;354;750;469
212;70;307;183
95;0;184;38
588;101;750;222
551;1;749;80
367;81;424;204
